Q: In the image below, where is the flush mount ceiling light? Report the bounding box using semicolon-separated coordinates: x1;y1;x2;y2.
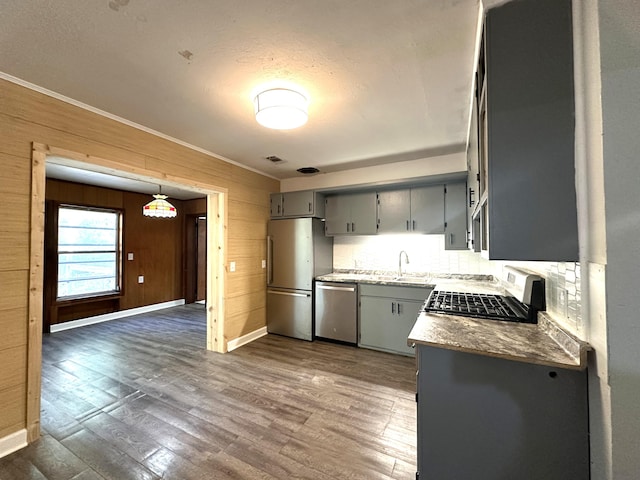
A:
142;186;177;218
254;88;308;130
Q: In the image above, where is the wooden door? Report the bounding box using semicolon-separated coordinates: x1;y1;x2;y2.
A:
196;217;207;302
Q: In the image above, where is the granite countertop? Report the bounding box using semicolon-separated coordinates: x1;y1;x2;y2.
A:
315;269;494;288
408;276;591;370
317;270;590;369
402;277;590;370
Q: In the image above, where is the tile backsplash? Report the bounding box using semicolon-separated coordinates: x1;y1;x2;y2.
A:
332;234;582;334
333;235;489;274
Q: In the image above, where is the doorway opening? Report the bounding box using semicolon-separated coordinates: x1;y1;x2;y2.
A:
27;143;227;442
185;215;208;305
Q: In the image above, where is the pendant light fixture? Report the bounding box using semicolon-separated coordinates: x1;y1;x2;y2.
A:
254;88;308;130
142;186;177;218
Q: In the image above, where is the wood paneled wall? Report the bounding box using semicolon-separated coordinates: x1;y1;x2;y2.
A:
44;179;186;324
0;78;278;442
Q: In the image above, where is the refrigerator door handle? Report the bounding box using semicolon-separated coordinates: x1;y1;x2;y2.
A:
268;289;311;298
267;235;273;285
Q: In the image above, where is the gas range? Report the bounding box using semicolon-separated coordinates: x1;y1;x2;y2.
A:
423;267;545;324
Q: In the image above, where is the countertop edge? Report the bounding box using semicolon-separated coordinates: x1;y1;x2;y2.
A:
538;312;592;368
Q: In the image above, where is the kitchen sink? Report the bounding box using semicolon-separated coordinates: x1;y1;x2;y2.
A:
375;275;431;284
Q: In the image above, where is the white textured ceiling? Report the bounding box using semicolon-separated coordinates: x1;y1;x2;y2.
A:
0;0;480;181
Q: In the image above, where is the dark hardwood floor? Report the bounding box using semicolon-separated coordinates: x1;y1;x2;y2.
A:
0;304;417;479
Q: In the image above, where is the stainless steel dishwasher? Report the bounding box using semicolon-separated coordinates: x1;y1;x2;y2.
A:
314;281;358;344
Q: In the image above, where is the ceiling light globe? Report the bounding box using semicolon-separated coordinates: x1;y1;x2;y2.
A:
254;88;308;130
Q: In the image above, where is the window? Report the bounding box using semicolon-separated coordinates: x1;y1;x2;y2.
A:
57;205;122;299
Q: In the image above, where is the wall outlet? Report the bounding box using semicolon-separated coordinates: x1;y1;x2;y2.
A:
138;275;144;284
230;261;236;272
127;252;134;261
262;259;266;268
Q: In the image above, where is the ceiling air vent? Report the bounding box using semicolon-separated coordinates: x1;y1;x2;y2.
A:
266;155;284;163
297;167;320;175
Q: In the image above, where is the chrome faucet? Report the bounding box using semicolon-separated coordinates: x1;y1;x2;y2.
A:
398;250;409;277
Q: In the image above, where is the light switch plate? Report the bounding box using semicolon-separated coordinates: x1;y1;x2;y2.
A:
262;259;266;268
138;275;144;284
127;252;134;261
230;261;236;272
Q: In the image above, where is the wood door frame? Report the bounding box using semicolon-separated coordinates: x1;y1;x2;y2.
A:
28;142;228;442
183;214;208;304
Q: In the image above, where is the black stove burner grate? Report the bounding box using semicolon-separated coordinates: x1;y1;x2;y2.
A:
424;290;535;323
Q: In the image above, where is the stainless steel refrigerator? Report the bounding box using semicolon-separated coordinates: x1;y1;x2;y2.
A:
267;217;333;340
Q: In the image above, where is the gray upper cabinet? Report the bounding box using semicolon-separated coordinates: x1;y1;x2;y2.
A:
480;0;578;261
444;183;467;250
376;190;410;233
467;89;481;252
411;186;445;234
325;192;378;236
377;185;444;234
270;193;283;217
270;191;325;218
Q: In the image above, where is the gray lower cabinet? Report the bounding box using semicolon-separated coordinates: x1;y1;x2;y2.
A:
359;284;432;356
416;345;589;479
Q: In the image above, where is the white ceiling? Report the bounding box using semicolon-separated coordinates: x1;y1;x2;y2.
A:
1;0;482;183
46;161;207;200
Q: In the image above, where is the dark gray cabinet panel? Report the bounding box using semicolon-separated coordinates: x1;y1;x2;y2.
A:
415;345;589;479
483;0;578;261
444;183;467;250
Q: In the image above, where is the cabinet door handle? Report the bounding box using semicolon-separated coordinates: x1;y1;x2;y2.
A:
351;222;355;232
406;220;410;231
391;302;395;314
469;188;476;207
346;222;350;233
308;202;312;212
450;233;454;245
398;302;403;315
412;220;416;231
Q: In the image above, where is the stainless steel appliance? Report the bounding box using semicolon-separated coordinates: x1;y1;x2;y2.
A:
267;218;333;340
423;266;545;323
315;282;358;343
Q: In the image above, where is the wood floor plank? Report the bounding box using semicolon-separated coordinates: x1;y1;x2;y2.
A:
80;412;161;464
60;428;157;480
18;435;88;480
223;437;336;480
0;304;417;479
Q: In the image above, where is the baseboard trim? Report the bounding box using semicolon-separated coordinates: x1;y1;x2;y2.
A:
50;299;186;332
226;326;268;352
0;429;27;459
